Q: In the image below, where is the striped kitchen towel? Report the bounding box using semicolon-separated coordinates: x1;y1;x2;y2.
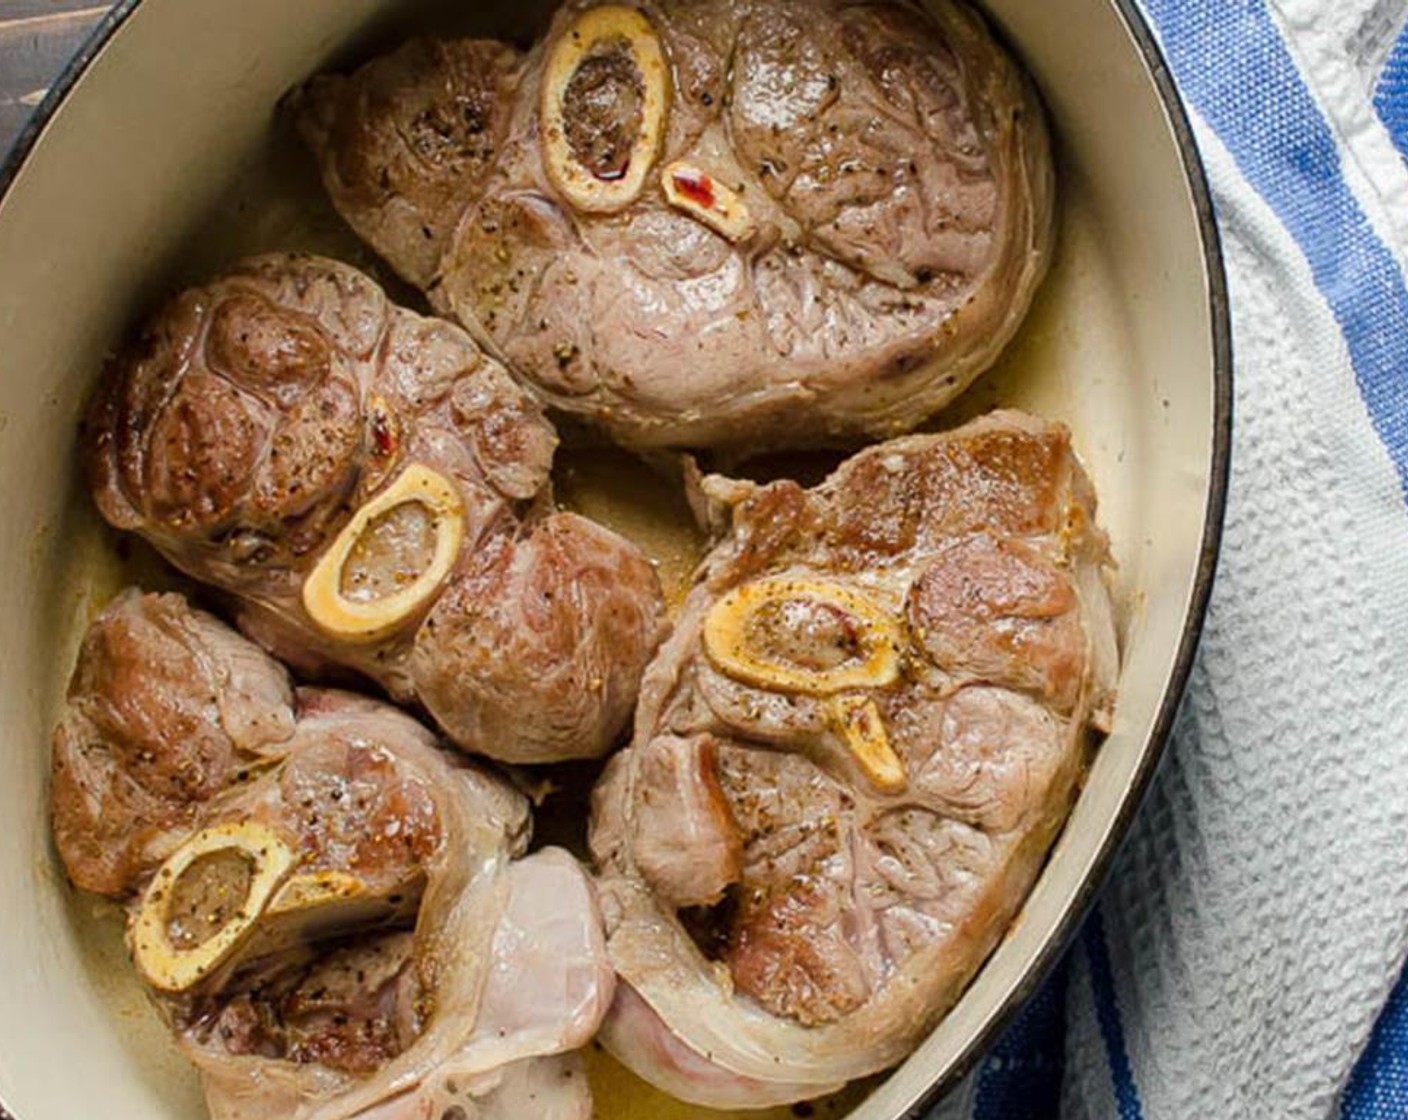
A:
932;1;1408;1117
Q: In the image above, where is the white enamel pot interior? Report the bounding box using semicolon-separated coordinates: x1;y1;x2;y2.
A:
0;1;1229;1118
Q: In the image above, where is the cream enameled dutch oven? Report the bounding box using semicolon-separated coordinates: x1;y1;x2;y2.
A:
0;1;1229;1117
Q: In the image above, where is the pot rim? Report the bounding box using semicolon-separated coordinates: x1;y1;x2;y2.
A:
895;0;1233;1109
0;1;1233;1117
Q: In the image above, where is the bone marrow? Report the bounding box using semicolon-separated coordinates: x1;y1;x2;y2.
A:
703;577;903;694
129;821;298;993
303;463;465;643
829;694;905;793
541;5;671;213
662;162;756;242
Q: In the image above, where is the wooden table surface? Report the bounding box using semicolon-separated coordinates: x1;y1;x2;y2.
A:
0;0;116;160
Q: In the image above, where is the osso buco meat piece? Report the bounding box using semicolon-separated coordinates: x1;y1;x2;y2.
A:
83;254;666;764
294;0;1053;450
51;590;609;1120
589;411;1118;1106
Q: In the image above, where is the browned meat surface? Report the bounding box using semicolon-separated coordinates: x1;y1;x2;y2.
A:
50;591;610;1120
294;0;1053;450
83;253;665;763
50;589;297;897
411;511;664;758
192;932;422;1076
590;410;1118;1106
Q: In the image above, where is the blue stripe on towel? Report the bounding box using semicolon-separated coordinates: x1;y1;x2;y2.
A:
1140;0;1408;498
1084;908;1145;1120
1374;23;1408;168
1343;967;1408;1120
970;960;1069;1120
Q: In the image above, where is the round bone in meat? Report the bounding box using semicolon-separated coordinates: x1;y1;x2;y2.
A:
540;4;673;214
589;410;1119;1105
300;463;466;643
83;253;666;764
295;0;1054;450
128;820;300;993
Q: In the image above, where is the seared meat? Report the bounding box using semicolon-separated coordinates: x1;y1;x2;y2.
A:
410;514;665;759
50;590;610;1120
51;589;298;897
83;253;666;763
590;410;1118;1105
294;0;1053;450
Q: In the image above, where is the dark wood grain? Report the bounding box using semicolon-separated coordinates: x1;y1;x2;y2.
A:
1;0;106;19
0;0;115;158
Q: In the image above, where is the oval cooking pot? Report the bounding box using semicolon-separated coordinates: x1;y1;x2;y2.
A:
0;1;1230;1117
